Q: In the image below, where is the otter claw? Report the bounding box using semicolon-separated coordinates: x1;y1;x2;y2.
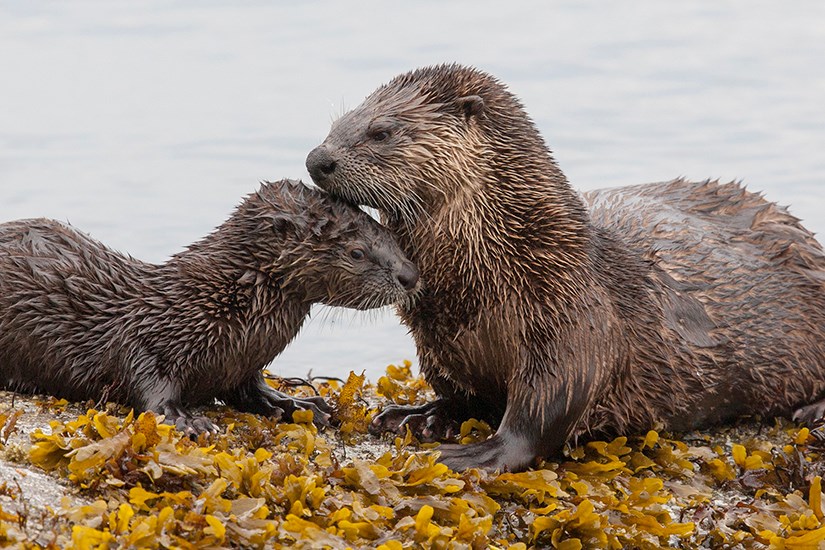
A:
306;395;333;414
266;391;331;428
176;417;220;436
396;413;430;439
793;399;825;425
437;434;536;472
160;406;220;436
418;414;454;442
370;400;459;441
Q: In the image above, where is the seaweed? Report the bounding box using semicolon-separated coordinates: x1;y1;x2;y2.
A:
1;362;824;548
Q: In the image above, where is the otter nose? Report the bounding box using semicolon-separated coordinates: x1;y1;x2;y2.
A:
306;145;337;184
397;261;420;291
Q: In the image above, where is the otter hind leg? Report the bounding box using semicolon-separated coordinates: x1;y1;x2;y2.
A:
224;373;332;427
368;398;463;442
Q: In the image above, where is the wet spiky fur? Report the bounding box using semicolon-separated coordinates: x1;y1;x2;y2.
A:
0;179;418;431
308;63;825;472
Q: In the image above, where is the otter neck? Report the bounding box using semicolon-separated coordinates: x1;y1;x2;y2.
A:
390;160;594;295
166;227;318;320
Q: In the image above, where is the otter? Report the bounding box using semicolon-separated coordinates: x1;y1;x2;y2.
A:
306;64;825;472
0;179;419;433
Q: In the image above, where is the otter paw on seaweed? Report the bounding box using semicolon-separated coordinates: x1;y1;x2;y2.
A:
368;399;463;442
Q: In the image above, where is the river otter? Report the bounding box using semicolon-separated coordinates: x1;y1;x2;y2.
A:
0;179;419;434
306;63;825;472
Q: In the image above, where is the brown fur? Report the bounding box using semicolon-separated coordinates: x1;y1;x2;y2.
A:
0;179;419;433
307;63;825;471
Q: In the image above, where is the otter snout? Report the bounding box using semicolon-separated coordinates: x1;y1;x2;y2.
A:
306;145;337;185
396;260;420;291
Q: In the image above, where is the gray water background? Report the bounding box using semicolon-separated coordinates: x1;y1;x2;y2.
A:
1;2;823;381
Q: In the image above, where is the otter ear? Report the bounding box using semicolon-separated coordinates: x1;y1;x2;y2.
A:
454;95;484;122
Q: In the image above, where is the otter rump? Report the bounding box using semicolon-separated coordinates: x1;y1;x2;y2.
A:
307;63;825;472
0;179;419;433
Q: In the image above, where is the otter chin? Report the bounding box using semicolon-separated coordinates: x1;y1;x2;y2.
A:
307;63;825;472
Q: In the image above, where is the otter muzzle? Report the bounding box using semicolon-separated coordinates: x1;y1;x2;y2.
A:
397;261;420;291
306;145;337;185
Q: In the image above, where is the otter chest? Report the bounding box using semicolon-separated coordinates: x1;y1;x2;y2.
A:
412;305;513;400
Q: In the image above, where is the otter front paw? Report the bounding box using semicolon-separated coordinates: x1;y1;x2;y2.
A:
369;399;460;442
228;378;332;427
279;394;332;427
157;403;220;436
437;434;536;472
260;388;332;428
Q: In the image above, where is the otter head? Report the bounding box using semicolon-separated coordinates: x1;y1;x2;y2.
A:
253;179;420;310
306;64;551;226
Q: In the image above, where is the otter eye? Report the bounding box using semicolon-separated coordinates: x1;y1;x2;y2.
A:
369;128;391;142
349;248;365;260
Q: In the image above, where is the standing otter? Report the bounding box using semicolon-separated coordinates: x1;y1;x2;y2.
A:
0;179;419;433
306;64;825;472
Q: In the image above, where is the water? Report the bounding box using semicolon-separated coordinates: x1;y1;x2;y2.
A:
1;2;823;381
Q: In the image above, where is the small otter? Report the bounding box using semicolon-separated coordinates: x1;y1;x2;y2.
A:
0;179;419;433
306;64;825;472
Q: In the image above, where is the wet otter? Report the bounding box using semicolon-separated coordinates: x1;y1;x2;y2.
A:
0;179;419;433
306;64;825;472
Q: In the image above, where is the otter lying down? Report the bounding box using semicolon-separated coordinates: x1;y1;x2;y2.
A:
0;179;419;433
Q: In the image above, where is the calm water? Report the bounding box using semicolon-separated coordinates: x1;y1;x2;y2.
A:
1;2;823;380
